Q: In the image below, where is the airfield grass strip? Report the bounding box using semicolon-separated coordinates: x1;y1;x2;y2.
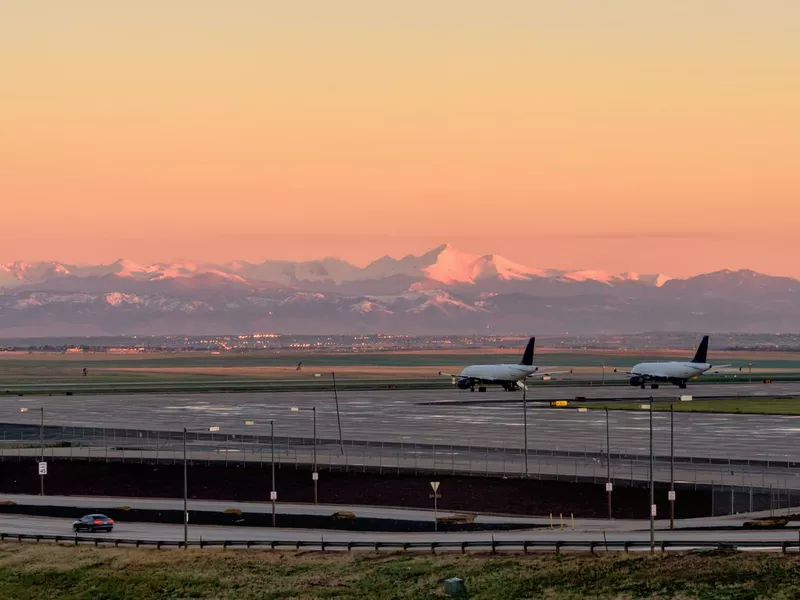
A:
1;544;800;599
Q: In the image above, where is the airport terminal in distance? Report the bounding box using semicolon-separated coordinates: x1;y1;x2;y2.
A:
1;331;800;553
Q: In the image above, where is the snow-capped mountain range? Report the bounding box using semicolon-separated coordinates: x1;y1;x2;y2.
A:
0;244;798;336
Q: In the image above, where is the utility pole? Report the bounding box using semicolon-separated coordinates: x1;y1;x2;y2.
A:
332;372;344;455
271;420;276;527
313;406;318;505
649;395;655;554
670;403;675;530
522;385;528;478
606;407;612;520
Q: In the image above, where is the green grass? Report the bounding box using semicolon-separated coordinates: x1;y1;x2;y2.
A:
577;398;800;415
3;544;800;599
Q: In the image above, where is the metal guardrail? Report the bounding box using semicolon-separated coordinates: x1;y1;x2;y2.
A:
1;532;799;554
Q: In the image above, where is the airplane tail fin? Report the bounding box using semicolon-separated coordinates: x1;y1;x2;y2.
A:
519;337;535;366
691;335;709;363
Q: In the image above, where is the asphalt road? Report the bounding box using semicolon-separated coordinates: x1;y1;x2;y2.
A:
4;383;800;462
0;494;538;525
3;512;800;547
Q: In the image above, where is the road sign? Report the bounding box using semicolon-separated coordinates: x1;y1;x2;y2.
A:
430;481;440;493
270;491;277;501
38;462;47;476
651;504;657;517
668;490;676;501
578;407;588;413
640;404;652;410
550;400;568;407
312;472;319;481
605;482;613;493
429;493;442;499
679;395;693;402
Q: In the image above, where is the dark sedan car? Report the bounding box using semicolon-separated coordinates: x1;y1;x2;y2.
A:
72;514;114;533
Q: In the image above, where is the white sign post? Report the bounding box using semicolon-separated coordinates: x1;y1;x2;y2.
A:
270;491;277;501
38;462;47;476
430;482;441;531
605;482;613;493
651;504;657;517
668;490;676;502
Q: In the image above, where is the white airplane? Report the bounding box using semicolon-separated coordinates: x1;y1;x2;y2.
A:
439;337;569;392
616;335;731;389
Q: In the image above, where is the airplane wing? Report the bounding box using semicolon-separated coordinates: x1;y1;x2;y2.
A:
525;370;572;379
438;371;462;379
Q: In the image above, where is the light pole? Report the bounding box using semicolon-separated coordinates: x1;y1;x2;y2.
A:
20;407;44;495
601;363;606;386
749;362;753;384
649;395;655;554
522;384;528;478
183;425;220;548
606;407;612;520
291;406;318;504
670;403;675;530
271;420;276;526
332;371;344;455
245;419;278;524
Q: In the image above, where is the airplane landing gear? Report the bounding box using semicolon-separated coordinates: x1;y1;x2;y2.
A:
679;382;688;389
651;384;659;389
478;386;487;393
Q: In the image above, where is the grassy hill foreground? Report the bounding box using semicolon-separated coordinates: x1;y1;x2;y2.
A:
1;543;800;599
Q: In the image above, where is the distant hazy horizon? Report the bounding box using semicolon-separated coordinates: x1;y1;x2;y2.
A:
2;2;798;277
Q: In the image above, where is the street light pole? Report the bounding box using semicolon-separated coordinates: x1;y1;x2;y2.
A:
182;425;218;549
332;371;344;455
21;407;45;496
649;395;655;554
606;407;612;520
271;420;276;527
670;403;675;530
39;408;44;496
522;384;528;478
313;406;318;505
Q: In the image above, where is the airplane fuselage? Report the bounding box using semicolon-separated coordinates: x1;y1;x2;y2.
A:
459;364;538;384
630;361;711;388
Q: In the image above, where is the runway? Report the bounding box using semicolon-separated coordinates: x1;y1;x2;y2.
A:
4;383;800;462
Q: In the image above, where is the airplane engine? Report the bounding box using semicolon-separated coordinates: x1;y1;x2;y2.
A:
629;375;644;387
456;377;472;390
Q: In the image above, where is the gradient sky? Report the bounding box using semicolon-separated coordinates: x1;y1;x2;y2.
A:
1;1;799;277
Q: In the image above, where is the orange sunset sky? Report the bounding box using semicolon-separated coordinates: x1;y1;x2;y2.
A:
1;1;798;278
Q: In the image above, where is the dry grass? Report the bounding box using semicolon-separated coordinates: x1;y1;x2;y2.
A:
2;543;800;599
